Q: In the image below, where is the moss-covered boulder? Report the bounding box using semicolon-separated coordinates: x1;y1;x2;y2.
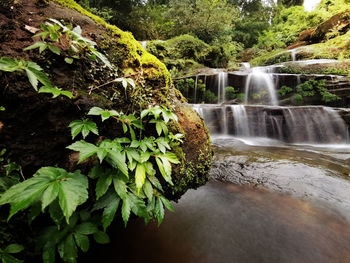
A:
0;0;212;200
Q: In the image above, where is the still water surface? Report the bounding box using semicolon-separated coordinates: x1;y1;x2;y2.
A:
84;137;350;263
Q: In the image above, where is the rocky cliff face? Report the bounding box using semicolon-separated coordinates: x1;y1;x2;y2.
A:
0;0;212;200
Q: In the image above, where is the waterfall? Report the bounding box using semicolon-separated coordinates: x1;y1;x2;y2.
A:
193;104;349;143
140;41;147;50
244;67;278;106
241;62;251;70
194;75;199;103
290;49;297;61
230;105;250;136
217;72;228;104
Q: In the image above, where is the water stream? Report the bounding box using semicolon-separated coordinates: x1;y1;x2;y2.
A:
244;67;279;105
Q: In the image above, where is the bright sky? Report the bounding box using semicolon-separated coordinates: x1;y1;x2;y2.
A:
269;0;322;12
303;0;322;12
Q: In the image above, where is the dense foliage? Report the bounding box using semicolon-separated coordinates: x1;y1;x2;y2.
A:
0;17;184;263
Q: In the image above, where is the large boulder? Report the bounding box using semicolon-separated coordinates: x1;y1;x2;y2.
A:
299;10;350;44
0;0;212;200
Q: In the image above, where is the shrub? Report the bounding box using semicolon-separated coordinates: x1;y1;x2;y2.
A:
225;86;237;100
278;85;293;97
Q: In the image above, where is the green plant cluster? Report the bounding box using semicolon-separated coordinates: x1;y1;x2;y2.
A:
174;78;217;103
224;86;244;102
0;18;115;99
0;16;187;263
294;79;341;103
277;85;293;97
146;34;241;77
278;65;350;76
0;104;183;262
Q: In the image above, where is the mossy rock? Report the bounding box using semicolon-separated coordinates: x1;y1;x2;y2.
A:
0;0;212;200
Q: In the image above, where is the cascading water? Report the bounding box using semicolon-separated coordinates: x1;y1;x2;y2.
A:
190;61;349;145
193;104;349;143
217;72;228;104
244;67;279;106
194;75;199;103
290;49;297;61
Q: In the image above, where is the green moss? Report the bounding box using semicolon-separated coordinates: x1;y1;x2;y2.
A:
51;0;172;90
168;148;213;200
250;49;290;66
278;65;350;75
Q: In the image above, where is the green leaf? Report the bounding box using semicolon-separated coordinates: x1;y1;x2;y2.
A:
121;196;131;227
38;86;73;99
155;137;171;154
129;193;148;219
90;48;112;69
147;174;163;192
155;157;173;186
41;182;59;211
95;173;112;200
143;179;153;202
65;57;74;64
106;151;128;177
25;69;39;91
155;122;162;136
59;234;78;263
0;167;88;224
0;254;23;263
144;162;156;176
164;152;180;164
122;123;128;133
75;222;98;235
4;244;24;254
0;106;5;111
92;189;116;211
139;151;151;163
140;108;150;119
47;43;61;55
74;233;89;252
160;195;175;212
88;107;119;121
49;200;64;227
23;41;47;53
69;121;83;139
26;66;53;90
102;196;120;231
58;171;89;223
135;163;146;192
42;246;56;263
0;57;20;72
155;197;164;226
112;173;127;199
67;141;98;163
114;137;130;144
0;177;51;220
93;231;110;244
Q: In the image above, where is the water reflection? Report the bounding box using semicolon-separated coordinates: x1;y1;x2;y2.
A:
83;181;350;263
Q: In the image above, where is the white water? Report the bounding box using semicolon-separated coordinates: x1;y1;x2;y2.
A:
192;104;349;144
140;41;147;50
217;72;228;104
194;75;199;103
290;49;297;61
304;0;322;12
244;67;278;106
